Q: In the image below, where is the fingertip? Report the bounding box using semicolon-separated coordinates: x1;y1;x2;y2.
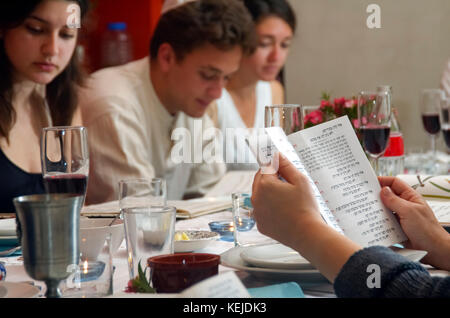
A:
381;186;392;196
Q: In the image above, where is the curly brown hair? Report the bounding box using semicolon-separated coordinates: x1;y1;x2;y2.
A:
150;0;257;61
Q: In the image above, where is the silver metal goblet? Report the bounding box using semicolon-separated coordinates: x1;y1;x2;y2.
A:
14;194;83;298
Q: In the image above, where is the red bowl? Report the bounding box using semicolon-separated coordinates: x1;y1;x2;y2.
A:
147;253;220;293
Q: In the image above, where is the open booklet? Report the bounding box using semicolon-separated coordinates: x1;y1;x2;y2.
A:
248;116;407;248
81;197;232;219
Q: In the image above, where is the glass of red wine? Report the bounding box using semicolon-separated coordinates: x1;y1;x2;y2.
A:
41;126;89;204
441;97;450;150
420;89;445;157
357;91;391;176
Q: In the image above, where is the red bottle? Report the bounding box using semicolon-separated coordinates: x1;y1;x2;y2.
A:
380;108;405;175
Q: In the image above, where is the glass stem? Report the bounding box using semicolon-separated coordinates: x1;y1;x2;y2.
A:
430;134;436;156
374;157;380;176
45;279;62;298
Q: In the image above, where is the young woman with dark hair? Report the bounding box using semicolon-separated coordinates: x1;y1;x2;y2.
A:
0;0;89;212
208;0;297;171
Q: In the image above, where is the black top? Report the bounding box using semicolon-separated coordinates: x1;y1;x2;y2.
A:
334;246;450;297
0;148;45;213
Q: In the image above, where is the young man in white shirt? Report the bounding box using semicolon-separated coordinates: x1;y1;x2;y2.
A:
80;0;256;204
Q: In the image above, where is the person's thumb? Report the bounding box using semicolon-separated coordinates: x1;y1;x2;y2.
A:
276;153;304;185
380;186;408;216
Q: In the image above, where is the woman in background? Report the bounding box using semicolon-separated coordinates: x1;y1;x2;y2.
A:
0;0;89;212
208;0;296;171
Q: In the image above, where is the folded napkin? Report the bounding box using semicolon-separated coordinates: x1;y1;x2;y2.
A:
0;218;16;236
248;282;305;298
396;175;450;199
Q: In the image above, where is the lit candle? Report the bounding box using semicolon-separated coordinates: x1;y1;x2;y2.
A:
83;260;88;274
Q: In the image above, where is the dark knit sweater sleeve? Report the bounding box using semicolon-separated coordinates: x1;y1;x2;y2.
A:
333;246;450;297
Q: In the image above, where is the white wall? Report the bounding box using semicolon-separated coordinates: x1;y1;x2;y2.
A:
285;0;450;152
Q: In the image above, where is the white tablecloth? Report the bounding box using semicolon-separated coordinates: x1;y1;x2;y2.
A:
1;210;337;298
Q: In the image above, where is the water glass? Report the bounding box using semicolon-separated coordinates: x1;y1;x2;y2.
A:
118;178;166;211
122;206;176;280
232;193;274;247
60;234;113;298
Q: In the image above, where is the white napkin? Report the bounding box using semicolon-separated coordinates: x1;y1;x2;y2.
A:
0;219;16;237
397;175;450;199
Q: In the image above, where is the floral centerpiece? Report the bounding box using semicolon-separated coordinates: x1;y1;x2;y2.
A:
303;92;358;129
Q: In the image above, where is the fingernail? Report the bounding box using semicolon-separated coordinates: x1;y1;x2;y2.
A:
381;187;392;196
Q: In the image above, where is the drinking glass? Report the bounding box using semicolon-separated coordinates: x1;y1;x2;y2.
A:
232;192;274;247
441;97;450;150
357;91;391;175
118;178;167;212
261;104;302;173
60;233;113;298
118;178;170;281
41;126;89;202
420;89;445;156
265;104;302;135
122;206;176;280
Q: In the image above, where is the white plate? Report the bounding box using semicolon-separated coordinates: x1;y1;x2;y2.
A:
0;219;16;236
240;244;315;270
390;246;428;262
0;282;40;298
174;230;220;253
221;246;328;284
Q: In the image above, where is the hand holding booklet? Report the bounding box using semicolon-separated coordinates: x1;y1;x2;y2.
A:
247;116;407;248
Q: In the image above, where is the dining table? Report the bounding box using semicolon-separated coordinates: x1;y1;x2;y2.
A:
1;152;449;298
0;207;339;299
2;205;450;299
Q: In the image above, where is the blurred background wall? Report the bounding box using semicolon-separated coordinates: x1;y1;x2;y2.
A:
285;0;450;152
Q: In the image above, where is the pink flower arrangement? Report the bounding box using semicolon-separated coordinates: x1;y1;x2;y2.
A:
304;92;358;129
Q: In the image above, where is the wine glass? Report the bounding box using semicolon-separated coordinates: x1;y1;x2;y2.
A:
420;89;445;156
357;91;391;175
41;126;89;203
441;97;450;150
264;104;302;134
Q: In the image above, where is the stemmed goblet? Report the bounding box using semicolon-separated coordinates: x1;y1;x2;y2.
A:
420;89;445;156
357;91;391;176
441;97;450;150
41;126;89;203
14;194;83;298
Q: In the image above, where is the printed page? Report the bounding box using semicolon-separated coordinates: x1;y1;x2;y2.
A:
247;128;343;233
287;116;407;247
